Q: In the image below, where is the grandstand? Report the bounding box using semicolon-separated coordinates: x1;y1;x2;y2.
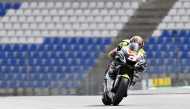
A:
148;0;190;74
0;0;189;95
0;0;142;95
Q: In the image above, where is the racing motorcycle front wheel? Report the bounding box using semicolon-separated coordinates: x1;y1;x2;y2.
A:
112;77;130;106
102;91;112;105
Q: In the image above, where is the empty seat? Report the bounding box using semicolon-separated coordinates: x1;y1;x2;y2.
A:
0;81;8;88
147;37;159;44
4;2;12;9
13;2;21;9
0;10;6;16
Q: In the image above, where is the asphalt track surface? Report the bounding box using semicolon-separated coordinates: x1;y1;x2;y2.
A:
0;94;189;109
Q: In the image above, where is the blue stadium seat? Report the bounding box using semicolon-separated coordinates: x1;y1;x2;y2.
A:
42;81;50;88
162;37;173;44
47;74;54;80
0;52;6;58
171;30;179;36
104;37;112;45
0;81;7;88
86;38;94;44
0;10;6;16
60;38;69;44
4;44;12;51
167;44;177;51
53;37;62;44
145;30;190;74
187;31;190;37
154;51;162;58
0;36;112;89
146;52;153;58
44;38;52;44
17;74;27;80
6;81;15;88
28;44;37;51
0;2;21;16
0;3;3;9
179;51;188;58
12;2;21;9
70;37;78;44
21;45;28;51
147;37;159;44
179;30;188;37
4;2;12;9
159;45;167;51
77;37;85;44
161;30;171;37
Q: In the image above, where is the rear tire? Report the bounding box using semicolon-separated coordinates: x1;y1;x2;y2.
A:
112;77;129;106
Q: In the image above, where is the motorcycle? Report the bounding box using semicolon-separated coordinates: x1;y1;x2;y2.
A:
102;48;139;106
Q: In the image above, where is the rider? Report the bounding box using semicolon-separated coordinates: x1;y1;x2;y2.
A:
106;35;146;86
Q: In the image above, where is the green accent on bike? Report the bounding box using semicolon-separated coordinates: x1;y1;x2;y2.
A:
118;39;130;48
121;74;130;79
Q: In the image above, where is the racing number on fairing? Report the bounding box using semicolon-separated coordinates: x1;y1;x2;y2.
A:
128;56;137;62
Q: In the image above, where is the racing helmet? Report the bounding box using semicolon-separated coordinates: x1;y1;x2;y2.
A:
129;35;144;48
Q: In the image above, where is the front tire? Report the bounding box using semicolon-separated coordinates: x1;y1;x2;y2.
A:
102;92;112;105
112;77;129;106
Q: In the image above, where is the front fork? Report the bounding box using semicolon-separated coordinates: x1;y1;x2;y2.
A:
112;74;130;93
104;72;130;93
104;73;114;92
